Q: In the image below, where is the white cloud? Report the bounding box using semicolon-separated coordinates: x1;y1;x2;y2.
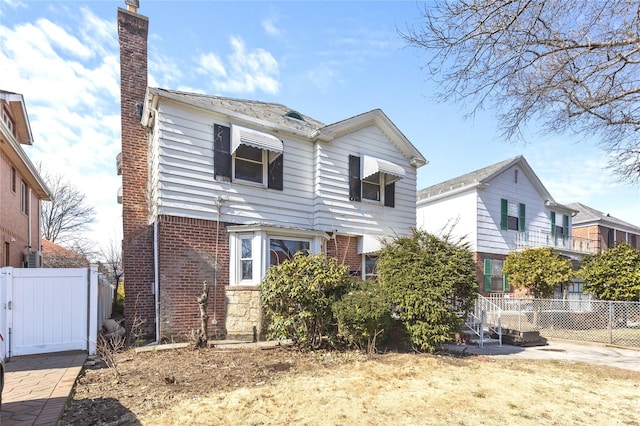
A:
1;9;122;247
262;16;281;37
197;52;226;78
305;63;342;91
197;36;280;95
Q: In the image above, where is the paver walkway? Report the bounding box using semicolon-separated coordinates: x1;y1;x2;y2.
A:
0;351;86;426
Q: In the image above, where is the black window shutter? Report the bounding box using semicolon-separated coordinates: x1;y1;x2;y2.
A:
348;155;361;202
213;124;231;180
384;182;395;207
268;153;284;190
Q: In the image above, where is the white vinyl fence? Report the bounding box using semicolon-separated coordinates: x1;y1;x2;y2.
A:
0;265;112;358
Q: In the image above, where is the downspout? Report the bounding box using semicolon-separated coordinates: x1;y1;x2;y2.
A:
153;218;159;343
28;188;32;252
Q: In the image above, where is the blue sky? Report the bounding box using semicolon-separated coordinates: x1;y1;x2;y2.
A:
1;0;638;249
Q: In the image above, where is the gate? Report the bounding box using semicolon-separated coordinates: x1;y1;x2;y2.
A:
0;265;103;357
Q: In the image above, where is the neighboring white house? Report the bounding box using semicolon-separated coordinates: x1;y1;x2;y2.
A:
416;156;589;294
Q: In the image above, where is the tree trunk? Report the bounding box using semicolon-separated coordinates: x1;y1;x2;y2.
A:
196;281;209;348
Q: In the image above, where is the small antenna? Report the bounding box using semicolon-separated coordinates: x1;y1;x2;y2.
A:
125;0;139;13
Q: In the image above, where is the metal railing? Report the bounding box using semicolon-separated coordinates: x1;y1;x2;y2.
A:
514;230;598;254
486;296;640;348
465;295;502;347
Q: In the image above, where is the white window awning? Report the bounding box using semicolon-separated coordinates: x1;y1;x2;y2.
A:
362;154;405;183
358;234;383;254
231;124;283;158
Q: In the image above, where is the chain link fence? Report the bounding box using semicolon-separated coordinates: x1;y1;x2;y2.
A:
485;296;640;348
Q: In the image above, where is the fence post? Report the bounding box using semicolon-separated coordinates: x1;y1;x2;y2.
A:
608;301;613;345
88;265;99;355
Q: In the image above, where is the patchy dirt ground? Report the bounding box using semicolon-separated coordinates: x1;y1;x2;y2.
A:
58;344;640;425
58;345;368;425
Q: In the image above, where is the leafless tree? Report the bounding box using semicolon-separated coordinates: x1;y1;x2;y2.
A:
40;170;97;245
402;0;640;182
101;234;124;317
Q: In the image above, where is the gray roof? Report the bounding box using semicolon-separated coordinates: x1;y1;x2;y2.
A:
154;88;325;135
566;202;640;231
418;155;525;200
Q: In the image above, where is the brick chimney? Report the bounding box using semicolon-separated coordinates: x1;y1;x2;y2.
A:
118;5;155;339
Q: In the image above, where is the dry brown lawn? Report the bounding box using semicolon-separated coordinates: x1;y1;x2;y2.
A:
60;346;640;425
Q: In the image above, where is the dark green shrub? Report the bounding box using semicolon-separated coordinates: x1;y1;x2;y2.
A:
332;280;392;353
260;251;352;350
377;230;477;352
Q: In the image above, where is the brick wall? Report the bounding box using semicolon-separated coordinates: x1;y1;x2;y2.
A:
157;215;229;339
0;151;41;267
326;234;362;276
473;252;508;296
118;8;155;337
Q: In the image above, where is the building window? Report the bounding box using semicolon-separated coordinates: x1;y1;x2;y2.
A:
607;229;615;248
631;234;637;248
3;109;14;136
364;254;378;280
213;124;284;190
10;167;16;192
240;236;253;281
483;258;509;292
348;154;404;207
234;144;264;183
551;212;570;241
362;173;381;201
501;199;525;231
269;238;309;266
4;242;9;267
20;180;28;214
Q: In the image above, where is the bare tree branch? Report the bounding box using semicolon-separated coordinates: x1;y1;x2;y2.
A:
402;0;640;182
39;169;97;243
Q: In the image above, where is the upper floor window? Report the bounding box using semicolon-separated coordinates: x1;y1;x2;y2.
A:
551;212;569;239
20;180;28;214
2;109;14;136
10;167;16;192
213;124;284;190
349;154;404;207
500;199;525;231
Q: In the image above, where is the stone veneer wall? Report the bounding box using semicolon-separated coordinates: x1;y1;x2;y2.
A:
225;287;262;341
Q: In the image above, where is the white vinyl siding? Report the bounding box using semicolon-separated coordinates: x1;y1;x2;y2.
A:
476;165;552;254
313;126;417;237
152;101;314;228
148;99;419;245
417;189;478;250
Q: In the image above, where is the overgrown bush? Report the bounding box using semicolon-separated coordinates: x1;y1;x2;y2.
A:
332;280;392;353
377;230;477;352
260;251;352;350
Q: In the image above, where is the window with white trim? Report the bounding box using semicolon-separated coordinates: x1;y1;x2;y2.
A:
239;236;253;281
500;199;525;231
269;238;310;266
364;254;378;280
483;258;509;292
234;144;264;183
348;154;403;207
2;109;14;136
213;123;284;190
